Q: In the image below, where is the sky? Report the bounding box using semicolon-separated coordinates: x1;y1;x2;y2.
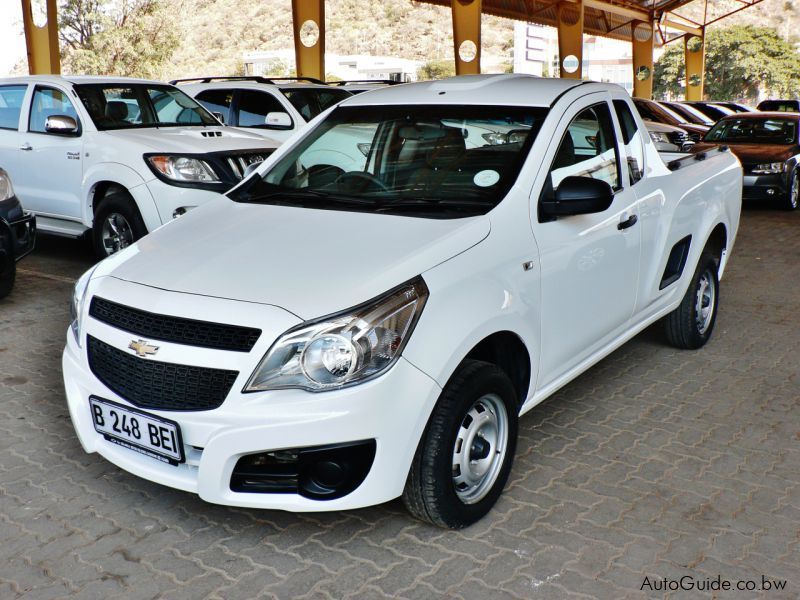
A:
1;2;29;76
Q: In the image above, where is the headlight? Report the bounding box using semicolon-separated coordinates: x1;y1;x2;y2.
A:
245;277;428;392
482;132;507;145
70;266;98;346
0;168;15;201
751;162;785;174
147;155;220;183
648;131;669;144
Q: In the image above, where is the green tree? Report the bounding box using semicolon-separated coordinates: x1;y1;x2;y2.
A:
417;59;455;80
58;0;182;78
654;25;800;102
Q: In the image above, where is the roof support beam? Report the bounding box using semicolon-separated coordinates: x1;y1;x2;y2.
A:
452;0;482;75
684;31;705;101
631;20;655;99
21;0;60;75
292;0;325;80
557;0;584;79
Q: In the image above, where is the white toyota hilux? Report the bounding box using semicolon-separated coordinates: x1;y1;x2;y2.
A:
0;76;278;257
63;75;742;528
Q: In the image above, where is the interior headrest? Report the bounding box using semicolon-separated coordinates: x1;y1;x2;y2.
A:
106;101;129;121
426;127;466;169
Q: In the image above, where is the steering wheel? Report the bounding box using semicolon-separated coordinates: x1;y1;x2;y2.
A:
334;171;389;193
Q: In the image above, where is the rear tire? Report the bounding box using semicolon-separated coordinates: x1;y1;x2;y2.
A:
92;191;147;259
664;251;719;349
402;360;518;529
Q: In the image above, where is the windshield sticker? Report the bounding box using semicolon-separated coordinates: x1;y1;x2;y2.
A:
474;170;500;187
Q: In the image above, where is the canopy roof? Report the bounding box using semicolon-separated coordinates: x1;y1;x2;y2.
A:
415;0;764;44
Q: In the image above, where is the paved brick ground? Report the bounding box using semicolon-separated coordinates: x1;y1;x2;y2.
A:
0;206;798;599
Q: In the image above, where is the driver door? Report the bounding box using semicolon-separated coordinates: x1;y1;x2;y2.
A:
532;97;641;388
16;85;84;219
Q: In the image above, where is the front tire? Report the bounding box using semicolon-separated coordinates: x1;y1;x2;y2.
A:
92;191;147;259
664;251;719;349
402;360;518;529
785;169;799;210
0;251;15;299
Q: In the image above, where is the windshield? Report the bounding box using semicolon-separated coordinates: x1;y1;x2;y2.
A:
665;102;712;125
280;87;352;121
74;83;219;130
634;100;687;125
706;118;798;144
230;104;547;218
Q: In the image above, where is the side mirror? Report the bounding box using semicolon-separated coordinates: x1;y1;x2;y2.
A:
212;111;225;124
45;115;78;135
264;112;292;129
541;176;614;217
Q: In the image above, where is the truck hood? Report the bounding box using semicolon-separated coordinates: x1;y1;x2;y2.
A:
103;126;280;153
98;198;490;319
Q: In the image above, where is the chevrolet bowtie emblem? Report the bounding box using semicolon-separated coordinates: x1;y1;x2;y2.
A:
128;339;159;357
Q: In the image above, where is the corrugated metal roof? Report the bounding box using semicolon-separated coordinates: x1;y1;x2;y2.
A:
414;0;690;43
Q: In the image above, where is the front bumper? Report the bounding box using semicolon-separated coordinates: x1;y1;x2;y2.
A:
6;211;36;262
62;282;441;511
742;173;788;200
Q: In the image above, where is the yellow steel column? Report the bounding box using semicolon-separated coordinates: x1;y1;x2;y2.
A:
292;0;325;80
556;0;584;79
451;0;482;75
684;31;706;101
21;0;60;74
631;20;655;99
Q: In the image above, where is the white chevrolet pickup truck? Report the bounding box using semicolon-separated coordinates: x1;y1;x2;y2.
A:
0;76;278;257
63;75;742;528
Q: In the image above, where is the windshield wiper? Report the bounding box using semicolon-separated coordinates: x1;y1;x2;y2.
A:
241;189;376;206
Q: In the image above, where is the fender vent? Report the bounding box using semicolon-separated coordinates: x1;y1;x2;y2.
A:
201;131;222;137
660;235;692;290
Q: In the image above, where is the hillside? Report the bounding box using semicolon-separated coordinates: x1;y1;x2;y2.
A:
167;0;514;79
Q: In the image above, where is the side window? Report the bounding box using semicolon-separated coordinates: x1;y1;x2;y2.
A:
549;102;620;191
237;91;291;128
29;87;79;134
0;85;27;130
195;89;233;123
613;100;645;185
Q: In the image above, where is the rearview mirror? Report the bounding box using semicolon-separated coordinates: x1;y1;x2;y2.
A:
264;112;292;129
541;176;614;217
212;111;225;124
45;115;78;135
243;161;262;178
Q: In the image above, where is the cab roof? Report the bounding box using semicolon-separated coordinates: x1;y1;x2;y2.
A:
0;75;170;87
340;74;618;108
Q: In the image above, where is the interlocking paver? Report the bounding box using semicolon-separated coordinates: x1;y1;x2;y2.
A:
1;208;798;597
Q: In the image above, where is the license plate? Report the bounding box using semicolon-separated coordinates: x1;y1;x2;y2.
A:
89;397;184;465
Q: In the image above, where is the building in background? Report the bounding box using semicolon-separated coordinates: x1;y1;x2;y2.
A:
513;22;633;94
243;50;420;82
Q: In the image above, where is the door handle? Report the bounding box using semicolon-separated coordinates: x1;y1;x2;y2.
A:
618;214;638;230
20;143;32;151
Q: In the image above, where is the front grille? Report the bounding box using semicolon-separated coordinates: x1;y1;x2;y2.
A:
688;133;702;143
224;151;273;180
90;297;261;352
87;336;239;411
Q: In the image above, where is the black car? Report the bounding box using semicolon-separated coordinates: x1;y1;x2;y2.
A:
632;98;709;143
0;168;36;298
695;113;800;210
756;99;800;112
683;101;735;121
660;101;714;126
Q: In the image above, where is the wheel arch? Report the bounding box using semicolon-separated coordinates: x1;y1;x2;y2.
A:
456;331;532;409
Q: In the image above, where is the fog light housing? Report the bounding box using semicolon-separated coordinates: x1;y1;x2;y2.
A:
230;440;376;500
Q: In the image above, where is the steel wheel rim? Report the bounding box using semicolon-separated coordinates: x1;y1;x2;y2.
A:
452;393;509;505
695;268;716;335
101;213;133;255
791;173;799;208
